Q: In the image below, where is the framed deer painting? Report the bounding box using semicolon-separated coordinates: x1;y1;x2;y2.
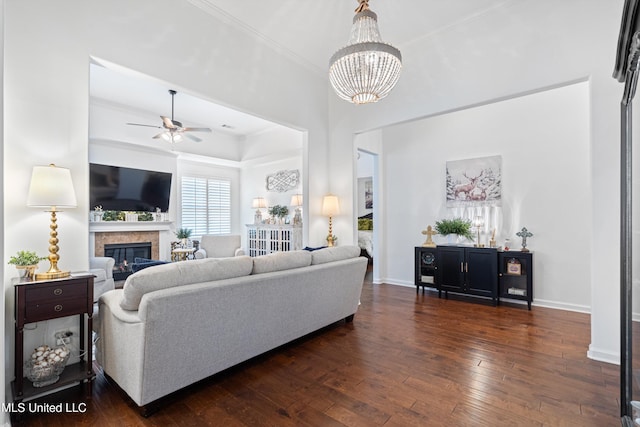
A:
446;155;502;207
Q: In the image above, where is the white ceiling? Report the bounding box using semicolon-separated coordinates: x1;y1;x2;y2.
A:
190;0;515;73
90;0;517;157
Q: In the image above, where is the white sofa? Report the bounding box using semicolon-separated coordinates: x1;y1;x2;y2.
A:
194;234;244;259
96;246;367;413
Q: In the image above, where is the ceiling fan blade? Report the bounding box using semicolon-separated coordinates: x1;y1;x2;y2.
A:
183;127;212;133
161;116;177;129
152;132;165;139
127;123;162;129
185;133;202;142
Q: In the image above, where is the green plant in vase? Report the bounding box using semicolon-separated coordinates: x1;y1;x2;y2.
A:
8;250;47;279
268;205;289;224
175;228;193;248
434;218;474;242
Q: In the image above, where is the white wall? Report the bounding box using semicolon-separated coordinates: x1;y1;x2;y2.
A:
3;0;329;405
0;0;6;421
382;81;591;310
330;0;623;364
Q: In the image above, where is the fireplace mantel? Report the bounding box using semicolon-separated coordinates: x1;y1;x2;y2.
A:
89;221;173;233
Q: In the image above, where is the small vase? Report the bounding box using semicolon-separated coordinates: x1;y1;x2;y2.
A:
16;265;37;280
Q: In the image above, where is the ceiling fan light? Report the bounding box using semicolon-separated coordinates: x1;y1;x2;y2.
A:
160;133;171;142
329;3;402;104
172;133;183;142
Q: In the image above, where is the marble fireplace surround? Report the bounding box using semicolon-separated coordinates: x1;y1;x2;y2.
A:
89;222;173;262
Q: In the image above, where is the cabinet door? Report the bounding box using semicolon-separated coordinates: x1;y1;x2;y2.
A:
436;247;465;292
465;248;497;297
415;247;437;287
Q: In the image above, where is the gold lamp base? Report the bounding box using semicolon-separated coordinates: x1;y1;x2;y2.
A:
35;269;70;281
34;208;70;280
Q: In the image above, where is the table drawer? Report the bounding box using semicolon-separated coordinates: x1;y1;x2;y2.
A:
25;297;87;322
25;282;87;305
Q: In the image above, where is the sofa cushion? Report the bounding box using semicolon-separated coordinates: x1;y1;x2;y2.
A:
252;250;312;275
310;245;361;265
120;256;253;311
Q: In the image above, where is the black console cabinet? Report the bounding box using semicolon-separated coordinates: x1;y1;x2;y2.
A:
414;246;533;308
436;246;498;304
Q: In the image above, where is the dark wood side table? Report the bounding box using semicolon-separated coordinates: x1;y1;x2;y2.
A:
12;274;95;402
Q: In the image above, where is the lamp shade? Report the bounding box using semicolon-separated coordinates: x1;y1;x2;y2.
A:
322;195;340;217
27;164;77;208
252;197;267;209
290;194;303;207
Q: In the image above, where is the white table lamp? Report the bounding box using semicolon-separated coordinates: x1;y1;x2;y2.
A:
322;194;340;247
252;197;267;224
27;164;77;280
290;194;303;226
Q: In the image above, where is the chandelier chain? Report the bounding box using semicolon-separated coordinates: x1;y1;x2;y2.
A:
355;0;370;13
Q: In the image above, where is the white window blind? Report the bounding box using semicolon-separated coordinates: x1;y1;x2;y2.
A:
181;176;231;236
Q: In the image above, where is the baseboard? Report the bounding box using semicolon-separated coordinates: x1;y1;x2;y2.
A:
588;344;620;365
381;281;592;314
532;299;590;314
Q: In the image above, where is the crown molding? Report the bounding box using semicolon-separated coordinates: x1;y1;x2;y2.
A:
187;0;324;76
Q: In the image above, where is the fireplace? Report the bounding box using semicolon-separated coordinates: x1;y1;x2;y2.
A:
105;242;152;281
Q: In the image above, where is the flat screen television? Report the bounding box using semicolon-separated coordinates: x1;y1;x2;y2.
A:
89;163;172;212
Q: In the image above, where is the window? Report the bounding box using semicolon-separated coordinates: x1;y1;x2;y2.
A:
181;176;231;236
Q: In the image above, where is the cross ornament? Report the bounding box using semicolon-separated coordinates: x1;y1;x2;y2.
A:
421;225;437;247
516;227;533;252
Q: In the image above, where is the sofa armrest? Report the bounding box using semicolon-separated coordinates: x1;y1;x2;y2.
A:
194;248;207;259
98;290;142;324
90;257;115;279
235;248;245;257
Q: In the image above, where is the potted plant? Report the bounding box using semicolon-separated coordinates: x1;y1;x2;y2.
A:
8;250;47;279
175;228;193;248
268;205;289;224
434;218;474;243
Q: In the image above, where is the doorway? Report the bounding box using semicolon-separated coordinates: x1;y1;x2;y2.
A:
356;150;376;273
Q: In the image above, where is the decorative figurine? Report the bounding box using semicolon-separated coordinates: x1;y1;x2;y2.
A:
516;227;533;252
421;225;437;247
489;228;497;248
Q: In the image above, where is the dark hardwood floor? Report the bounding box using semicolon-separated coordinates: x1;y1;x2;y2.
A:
15;268;620;426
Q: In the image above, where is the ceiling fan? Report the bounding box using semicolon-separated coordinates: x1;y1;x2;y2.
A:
126;89;212;143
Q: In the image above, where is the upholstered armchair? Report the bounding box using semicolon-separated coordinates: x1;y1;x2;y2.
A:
89;257;115;302
194;235;245;259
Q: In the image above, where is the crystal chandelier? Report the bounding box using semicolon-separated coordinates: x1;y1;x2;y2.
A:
329;0;402;104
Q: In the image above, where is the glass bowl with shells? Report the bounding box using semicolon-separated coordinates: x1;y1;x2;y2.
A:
24;345;70;387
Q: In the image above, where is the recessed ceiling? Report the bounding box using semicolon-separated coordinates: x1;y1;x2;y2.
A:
90;64;281;138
